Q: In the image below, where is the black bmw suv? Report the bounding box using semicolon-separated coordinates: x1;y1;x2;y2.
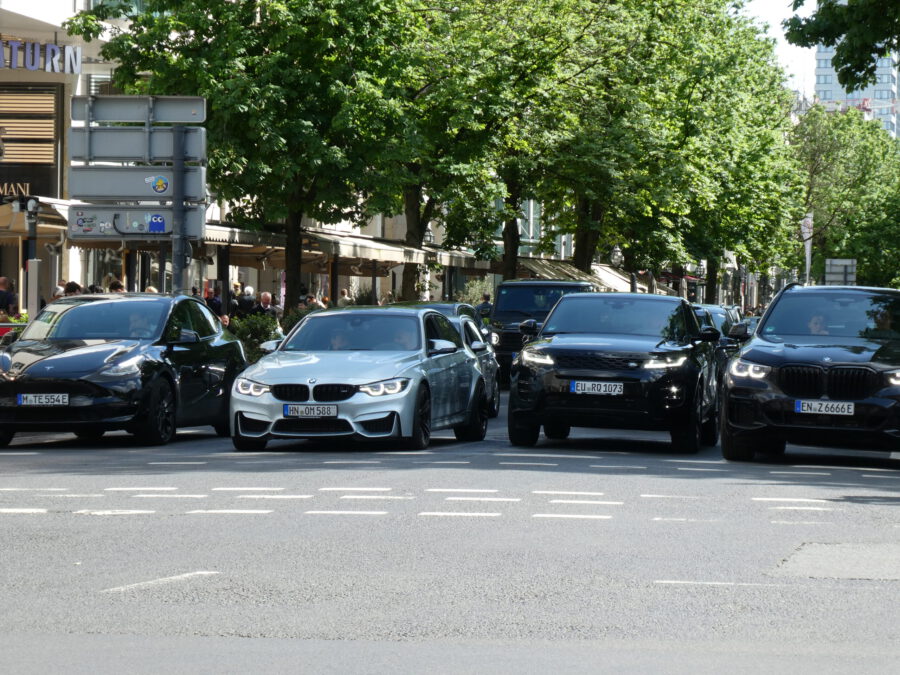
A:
508;293;720;451
721;284;900;461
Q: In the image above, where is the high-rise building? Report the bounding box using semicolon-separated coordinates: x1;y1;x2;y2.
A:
815;45;897;136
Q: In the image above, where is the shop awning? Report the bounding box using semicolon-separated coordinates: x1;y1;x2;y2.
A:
304;228;426;266
0;199;68;246
591;263;648;293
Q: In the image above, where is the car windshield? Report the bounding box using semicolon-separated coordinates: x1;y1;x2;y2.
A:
493;285;587;321
283;314;422;351
543;296;686;340
760;291;900;342
19;299;167;341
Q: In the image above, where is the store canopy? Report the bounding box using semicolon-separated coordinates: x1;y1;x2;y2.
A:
304;228;426;266
591;263;648;293
0;199;68;247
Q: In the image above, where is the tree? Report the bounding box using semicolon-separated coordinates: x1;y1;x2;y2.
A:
66;0;404;308
785;1;900;91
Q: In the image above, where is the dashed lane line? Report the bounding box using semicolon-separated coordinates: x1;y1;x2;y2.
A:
426;488;498;493
101;571;219;593
187;510;272;515
211;487;285;491
0;452;39;456
532;514;612;520
76;510;155;516
445;497;521;502
340;495;414;500
105;487;177;491
752;497;829;503
304;510;387;516
769;471;832;476
499;462;559;466
418;512;501;518
146;462;208;465
548;499;623;505
677;468;728;472
237;495;313;500
861;474;900;479
589;465;647;470
318;487;392;492
427;461;470;464
0;488;68;491
323;460;382;464
44;494;105;498
533;491;604;496
132;494;208;499
493;453;604;460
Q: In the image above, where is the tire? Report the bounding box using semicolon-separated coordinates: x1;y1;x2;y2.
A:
720;404;755;462
487;377;501;418
700;399;719;447
455;380;488;442
404;385;432;450
670;389;702;454
0;429;13;448
74;430;105;442
544;423;570;440
508;410;539;447
135;378;177;446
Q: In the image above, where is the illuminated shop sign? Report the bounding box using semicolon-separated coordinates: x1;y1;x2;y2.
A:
0;41;81;75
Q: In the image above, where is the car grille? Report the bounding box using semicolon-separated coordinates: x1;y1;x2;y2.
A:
553;352;644;370
359;413;396;434
271;384;310;402
273;418;353;434
778;366;880;400
312;384;356;402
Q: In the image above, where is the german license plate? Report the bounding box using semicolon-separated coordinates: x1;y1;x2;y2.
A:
570;381;624;395
17;393;69;406
794;400;854;416
283;404;338;418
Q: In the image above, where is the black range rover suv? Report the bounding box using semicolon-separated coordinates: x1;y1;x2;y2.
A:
508;293;720;451
721;284;900;461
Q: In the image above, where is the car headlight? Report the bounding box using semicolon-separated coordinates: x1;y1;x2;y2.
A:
359;378;409;396
729;358;771;379
644;355;688;369
97;355;142;378
521;349;554;366
886;369;900;386
490;332;500;346
235;378;270;396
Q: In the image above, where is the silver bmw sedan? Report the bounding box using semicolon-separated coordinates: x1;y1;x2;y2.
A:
230;306;489;451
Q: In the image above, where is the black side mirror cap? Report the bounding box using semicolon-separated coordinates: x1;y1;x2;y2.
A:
728;323;750;341
696;326;720;342
519;319;539;336
172;328;200;344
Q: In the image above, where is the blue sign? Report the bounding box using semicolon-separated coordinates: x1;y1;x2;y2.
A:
147;213;166;233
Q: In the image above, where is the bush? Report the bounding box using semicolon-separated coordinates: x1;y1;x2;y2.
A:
280;307;315;335
459;276;495;305
229;314;280;364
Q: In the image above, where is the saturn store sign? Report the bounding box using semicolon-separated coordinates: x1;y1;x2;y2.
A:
0;41;82;74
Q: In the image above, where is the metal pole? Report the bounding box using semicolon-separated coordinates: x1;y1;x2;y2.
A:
171;124;188;293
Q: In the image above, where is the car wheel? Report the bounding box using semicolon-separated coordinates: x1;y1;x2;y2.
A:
405;385;432;450
543;423;570;440
700;399;719;447
670;390;702;453
0;429;13;448
74;430;105;442
508;410;539;447
135;378;177;446
487;378;501;418
720;404;755;462
455;380;488;442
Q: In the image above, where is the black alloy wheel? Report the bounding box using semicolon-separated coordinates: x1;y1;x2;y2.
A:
74;430;105;443
543;423;571;440
670;387;702;453
406;385;432;450
719;403;756;462
136;378;177;446
455;380;489;442
487;378;501;418
508;410;540;447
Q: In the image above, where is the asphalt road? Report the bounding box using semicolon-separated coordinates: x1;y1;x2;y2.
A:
1;394;898;674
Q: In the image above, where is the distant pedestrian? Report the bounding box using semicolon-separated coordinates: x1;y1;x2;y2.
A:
237;286;256;317
337;288;351;307
63;281;82;297
475;292;492;318
109;279;125;292
251;291;278;319
0;277;17;315
144;285;158;293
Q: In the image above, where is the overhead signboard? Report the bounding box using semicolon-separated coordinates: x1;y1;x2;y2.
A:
71;96;206;123
67;205;205;241
824;258;857;286
69;166;206;201
69;126;207;162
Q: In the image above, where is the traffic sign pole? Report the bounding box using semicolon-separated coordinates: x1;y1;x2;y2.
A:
171;125;188;294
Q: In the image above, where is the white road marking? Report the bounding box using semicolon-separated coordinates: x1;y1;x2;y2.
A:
211;487;284;491
677;468;728;472
101;571;219;593
428;461;470;464
652;517;721;523
664;459;727;464
493;453;603;460
532;514;612;520
187;510;272;514
752;497;829;503
133;494;208;499
549;499;623;505
426;489;499;493
75;510;155;516
147;462;207;465
45;494;105;498
861;474;900;479
589;465;646;470
376;451;434;455
445;497;521;502
533;491;605;496
0;508;47;514
237;495;313;500
0;452;39;456
105;487;177;491
340;495;414;500
499;462;559;466
770;520;832;525
0;488;68;491
323;460;381;464
318;487;392;492
418;512;501;517
769;471;832;476
641;494;700;499
655;580;785;587
304;510;387;516
770;506;834;511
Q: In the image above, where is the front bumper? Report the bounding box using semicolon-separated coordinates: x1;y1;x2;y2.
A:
232;382;417;440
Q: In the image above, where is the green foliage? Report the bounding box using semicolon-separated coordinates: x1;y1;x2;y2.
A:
458;276;495;306
228;314;280;364
279;307;314;336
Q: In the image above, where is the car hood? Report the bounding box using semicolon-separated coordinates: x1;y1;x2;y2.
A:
0;339;142;378
742;336;900;369
533;334;688;356
242;350;422;384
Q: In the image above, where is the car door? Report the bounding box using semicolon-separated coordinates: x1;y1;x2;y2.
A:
433;313;471;416
184;300;227;420
463;317;496;393
163;299;209;424
684;305;717;414
422;314;453;423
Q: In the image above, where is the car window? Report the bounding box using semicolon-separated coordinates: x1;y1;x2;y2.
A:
543;296;686;340
493;285;590;321
283;314;421;351
431;314;463;347
463;320;483;346
186;300;217;338
165;301;194;341
761;291;900;341
458;306;476;319
20;299;167;341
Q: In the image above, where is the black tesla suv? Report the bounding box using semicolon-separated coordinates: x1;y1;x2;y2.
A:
721;284;900;461
508;293;720;451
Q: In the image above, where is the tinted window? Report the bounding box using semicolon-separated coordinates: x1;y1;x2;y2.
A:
21;299;167;340
493;285;590;320
761;291;900;341
430;314;462;347
463;321;483;346
543;296;687;340
186;301;217;338
283;314;422;351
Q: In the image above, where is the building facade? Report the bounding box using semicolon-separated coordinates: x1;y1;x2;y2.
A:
815;45;897;136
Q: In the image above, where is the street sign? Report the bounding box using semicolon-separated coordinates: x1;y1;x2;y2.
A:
71;96;206;123
69;166;206;201
69;126;207;162
67;205;205;241
824;258;857;286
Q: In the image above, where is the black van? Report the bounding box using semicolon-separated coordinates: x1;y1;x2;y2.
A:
487;279;596;380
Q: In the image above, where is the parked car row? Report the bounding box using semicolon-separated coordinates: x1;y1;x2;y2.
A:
0;284;897;463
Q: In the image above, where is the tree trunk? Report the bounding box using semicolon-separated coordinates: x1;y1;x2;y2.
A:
402;184;425;301
501;180;522;280
705;257;719;304
285;209;303;311
571;198;602;273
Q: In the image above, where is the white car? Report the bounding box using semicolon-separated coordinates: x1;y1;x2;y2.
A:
230;307;489;451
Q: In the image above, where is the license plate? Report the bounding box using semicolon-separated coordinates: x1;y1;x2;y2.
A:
283;404;338;418
570;381;624;395
794;400;855;416
17;393;69;406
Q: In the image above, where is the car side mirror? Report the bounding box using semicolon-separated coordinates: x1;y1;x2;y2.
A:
171;328;200;344
428;339;457;355
519;319;539;336
469;340;487;353
728;323;750;341
0;330;20;346
696;326;720;343
259;339;282;353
